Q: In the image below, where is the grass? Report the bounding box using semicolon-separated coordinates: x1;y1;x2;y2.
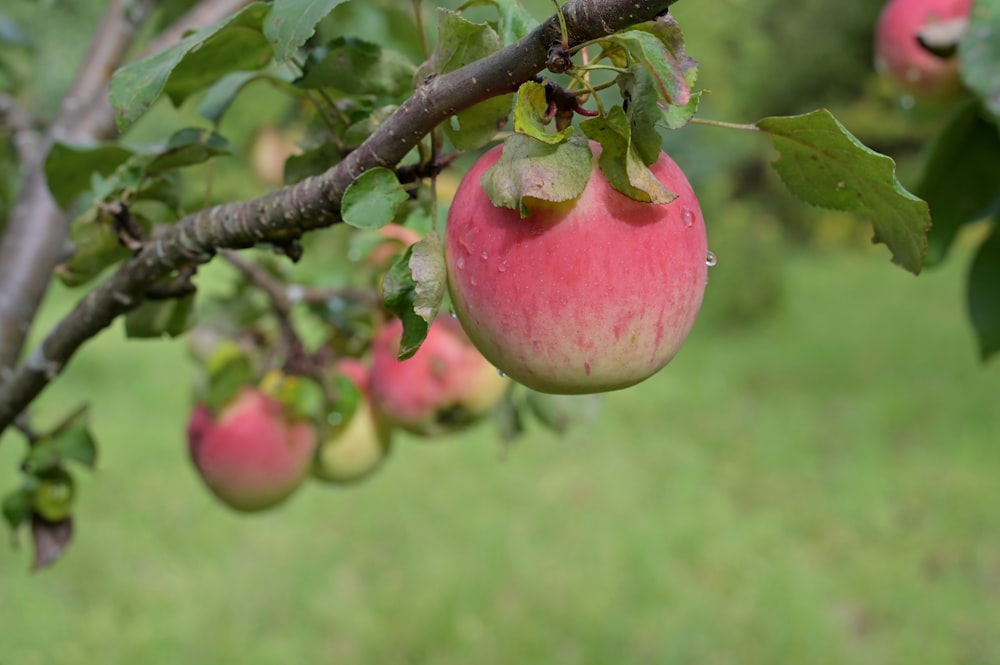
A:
1;238;999;664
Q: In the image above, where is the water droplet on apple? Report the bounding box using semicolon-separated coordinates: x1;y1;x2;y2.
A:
457;257;465;269
497;369;508;378
481;250;489;260
470;276;478;286
498;260;508;273
706;250;717;267
449;306;457;318
681;207;695;228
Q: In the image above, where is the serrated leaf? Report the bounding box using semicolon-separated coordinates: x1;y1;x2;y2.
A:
480;133;592;216
917;101;1000;267
146;128;235;175
757;109;931;274
968;224;1000;360
298;37;416;98
659;91;701;130
342;167;409;230
110;3;271;132
958;2;1000;121
581;106;677;204
264;0;353;63
513;80;571;144
381;232;446;359
31;515;73;571
44;143;134;208
124;294;196;339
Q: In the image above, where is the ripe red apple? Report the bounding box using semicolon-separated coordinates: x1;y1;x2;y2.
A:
312;358;393;484
874;0;971;100
187;387;317;512
368;316;510;436
444;141;707;394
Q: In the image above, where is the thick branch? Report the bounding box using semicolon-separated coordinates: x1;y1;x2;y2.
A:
0;0;676;431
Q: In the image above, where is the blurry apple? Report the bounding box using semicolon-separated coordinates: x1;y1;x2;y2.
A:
312;358;393;484
367;224;423;270
445;141;707;394
187;386;316;512
368;317;510;436
874;0;971;100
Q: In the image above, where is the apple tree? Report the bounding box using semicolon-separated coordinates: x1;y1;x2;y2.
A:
0;0;994;569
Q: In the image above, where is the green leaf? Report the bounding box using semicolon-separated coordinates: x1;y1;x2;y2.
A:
56;209;130;288
958;1;1000;121
581;106;678;204
260;372;326;422
617;65;665;164
203;343;255;414
197;70;295;125
50;426;98;470
916;100;1000;267
146;128;235;175
492;0;539;44
968;224;1000;360
421;9;511;151
109;3;271;132
284;141;342;184
603;23;692;107
757;109;931;275
327;373;362;431
341;167;409;230
124;294;196;339
264;0;353;63
2;488;32;537
298;37;416;98
381;232;446;359
659;91;701;130
44;143;134;208
513;80;571;144
480;133;592;216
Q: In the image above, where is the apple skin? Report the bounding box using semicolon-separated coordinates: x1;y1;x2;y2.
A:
312;359;393;484
445;141;707;394
874;0;971;100
368;317;510;436
187;388;317;512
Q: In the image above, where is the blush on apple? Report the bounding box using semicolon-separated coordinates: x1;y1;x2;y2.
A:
874;0;971;101
188;387;317;512
368;317;510;436
444;141;708;394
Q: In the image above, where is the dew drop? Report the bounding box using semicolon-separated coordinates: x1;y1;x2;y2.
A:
706;250;717;267
498;260;508;273
457;257;465;269
497;369;508;378
681;207;695;228
449;306;457;318
480;250;489;260
470;276;478;286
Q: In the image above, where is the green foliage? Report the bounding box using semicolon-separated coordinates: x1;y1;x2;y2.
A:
968;223;1000;359
757;110;931;274
124;294;197;339
380;232;447;359
958;0;1000;122
264;0;356;62
480;134;592;215
341;167;409;230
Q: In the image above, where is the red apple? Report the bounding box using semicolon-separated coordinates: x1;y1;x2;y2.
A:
187;387;317;512
444;141;707;394
312;358;393;484
368;317;510;436
874;0;971;100
367;224;423;270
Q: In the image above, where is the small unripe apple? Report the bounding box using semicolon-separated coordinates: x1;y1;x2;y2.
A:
312;358;393;484
445;141;708;394
874;0;971;100
368;317;510;436
187;387;317;512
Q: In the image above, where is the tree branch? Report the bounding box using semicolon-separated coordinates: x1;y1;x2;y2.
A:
0;0;254;382
0;0;677;432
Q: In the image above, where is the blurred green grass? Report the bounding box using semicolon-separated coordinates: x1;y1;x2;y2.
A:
2;238;999;664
